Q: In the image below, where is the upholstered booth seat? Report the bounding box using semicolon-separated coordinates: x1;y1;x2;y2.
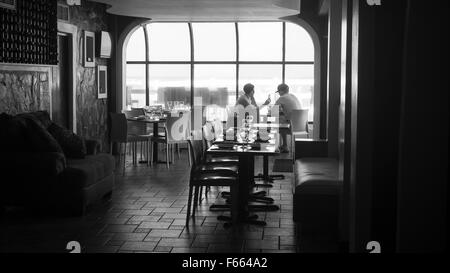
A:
293;140;340;244
293;157;339;224
294;158;339;196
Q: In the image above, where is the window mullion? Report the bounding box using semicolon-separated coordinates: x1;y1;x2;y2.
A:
188;23;194;109
235;22;239;101
143;25;150;106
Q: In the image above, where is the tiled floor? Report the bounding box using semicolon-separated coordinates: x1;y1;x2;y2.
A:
0;148;299;253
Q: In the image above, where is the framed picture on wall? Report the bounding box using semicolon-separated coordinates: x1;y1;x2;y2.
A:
0;0;17;10
97;65;107;99
83;31;95;67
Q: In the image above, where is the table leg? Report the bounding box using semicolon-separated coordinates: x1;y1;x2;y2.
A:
153;123;159;162
254;155;285;182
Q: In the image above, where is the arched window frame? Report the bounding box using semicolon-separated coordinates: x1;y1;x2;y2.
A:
122;20;321;138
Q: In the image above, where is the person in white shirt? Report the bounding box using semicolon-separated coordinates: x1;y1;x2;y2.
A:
273;83;302;153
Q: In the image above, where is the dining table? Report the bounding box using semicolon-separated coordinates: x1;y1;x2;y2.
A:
206;128;282;226
126;115;167;163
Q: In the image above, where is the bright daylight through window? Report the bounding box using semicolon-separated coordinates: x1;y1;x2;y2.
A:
125;22;315;122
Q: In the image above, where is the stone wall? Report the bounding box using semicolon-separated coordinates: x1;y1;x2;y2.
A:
64;0;111;152
0;68;51;115
0;1;112;152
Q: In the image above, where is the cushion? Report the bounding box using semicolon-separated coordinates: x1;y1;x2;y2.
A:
48;122;87;159
293;158;340;225
294;158;339;195
17;111;52;129
65;154;115;188
0;113;29;152
20;115;64;154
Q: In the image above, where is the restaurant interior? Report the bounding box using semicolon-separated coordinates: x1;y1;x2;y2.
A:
0;0;448;254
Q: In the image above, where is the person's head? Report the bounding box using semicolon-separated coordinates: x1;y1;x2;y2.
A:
243;83;255;97
277;83;290;95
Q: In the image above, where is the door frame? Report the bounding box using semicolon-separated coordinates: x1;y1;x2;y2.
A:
57;22;77;133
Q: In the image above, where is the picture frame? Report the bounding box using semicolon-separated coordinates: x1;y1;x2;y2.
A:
0;0;17;10
83;31;95;67
97;65;107;99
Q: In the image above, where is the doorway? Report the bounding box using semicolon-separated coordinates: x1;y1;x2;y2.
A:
52;33;70;128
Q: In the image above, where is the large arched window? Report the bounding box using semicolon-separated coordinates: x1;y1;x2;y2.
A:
125;22;315;121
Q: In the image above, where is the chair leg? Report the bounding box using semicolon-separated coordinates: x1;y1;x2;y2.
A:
186;185;194;227
146;141;150;166
110;142;113;155
122;143;126;176
172;144;175;164
134;142;138;165
187;144;192;166
166;143;170;170
177;144;181;159
192;186;200;218
199;186;203;204
150;141;154;166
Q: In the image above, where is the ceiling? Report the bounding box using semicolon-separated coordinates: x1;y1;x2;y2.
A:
89;0;301;21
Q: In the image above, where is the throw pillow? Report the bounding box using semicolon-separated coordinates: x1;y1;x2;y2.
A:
20;116;64;154
0;113;29;152
18;111;53;129
48;122;87;159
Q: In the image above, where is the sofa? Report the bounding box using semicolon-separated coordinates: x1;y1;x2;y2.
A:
0;111;115;216
293;140;340;242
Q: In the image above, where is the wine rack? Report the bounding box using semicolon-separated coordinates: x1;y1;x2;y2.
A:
0;0;58;65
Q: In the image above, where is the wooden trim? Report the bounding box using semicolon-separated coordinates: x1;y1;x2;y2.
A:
57;21;78;134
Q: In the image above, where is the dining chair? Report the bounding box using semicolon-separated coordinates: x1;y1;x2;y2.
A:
123;109;152;166
290;109;309;161
150;111;191;169
185;138;239;228
110;113;151;174
291;109;309;139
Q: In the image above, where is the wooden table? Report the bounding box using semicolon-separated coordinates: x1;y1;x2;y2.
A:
127;116;166;163
207;140;280;226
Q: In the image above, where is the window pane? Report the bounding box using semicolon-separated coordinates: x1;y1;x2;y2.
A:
239;22;282;61
192;23;236;61
285;65;314;121
126;27;146;62
194;65;236;121
126;64;146;109
149;65;191;108
239;65;282;106
147;23;190;61
285;23;314;62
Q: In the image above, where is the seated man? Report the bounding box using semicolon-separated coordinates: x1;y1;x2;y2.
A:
236;83;271;108
273;83;302;153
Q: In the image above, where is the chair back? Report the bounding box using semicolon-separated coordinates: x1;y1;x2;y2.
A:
110;113;128;143
202;122;215;149
187;138;204;168
166;111;191;143
123;109;150;136
291;109;309;134
124;108;145;118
